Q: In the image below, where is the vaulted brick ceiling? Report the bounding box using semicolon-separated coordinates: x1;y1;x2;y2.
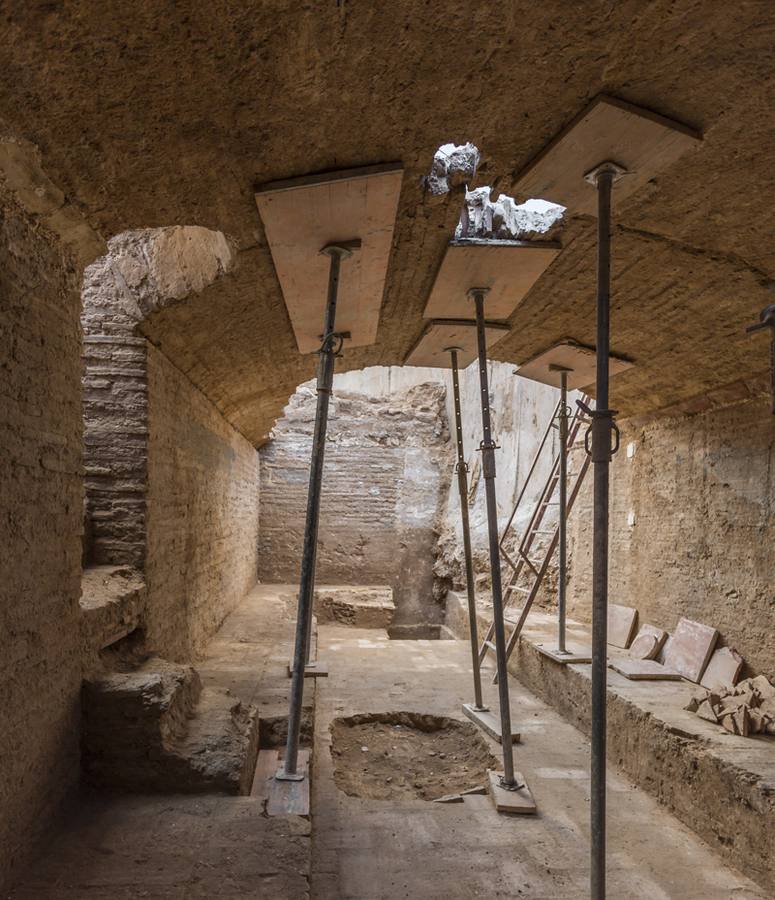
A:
2;2;773;444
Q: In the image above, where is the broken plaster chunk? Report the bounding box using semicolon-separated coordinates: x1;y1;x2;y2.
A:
751;675;775;699
759;698;775;718
733;706;751;738
733;677;754;695
720;713;739;735
424;143;480;196
684;688;708;713
719;693;751;713
696;700;719;723
748;709;767;734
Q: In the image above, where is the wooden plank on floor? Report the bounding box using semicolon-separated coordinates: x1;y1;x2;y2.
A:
287;660;329;678
488;769;537;815
268;750;310;817
536;644;592;665
462;704;521;744
250;748;279;802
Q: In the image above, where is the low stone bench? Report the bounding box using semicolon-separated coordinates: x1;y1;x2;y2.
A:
445;592;775;894
280;584;395;629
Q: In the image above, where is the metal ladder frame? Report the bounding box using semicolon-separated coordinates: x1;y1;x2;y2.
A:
478;394;591;672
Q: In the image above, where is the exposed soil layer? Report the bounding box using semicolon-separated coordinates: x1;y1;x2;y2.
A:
330;711;496;801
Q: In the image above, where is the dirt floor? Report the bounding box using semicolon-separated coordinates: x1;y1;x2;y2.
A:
7;587;770;899
7;587;312;900
330;711;497;801
312;625;768;900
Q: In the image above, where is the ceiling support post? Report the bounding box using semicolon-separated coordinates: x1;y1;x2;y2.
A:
470;287;517;788
556;367;570;656
277;241;356;782
584;162;623;900
448;347;486;713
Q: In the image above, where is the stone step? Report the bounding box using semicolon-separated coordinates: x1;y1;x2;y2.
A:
82;657;258;795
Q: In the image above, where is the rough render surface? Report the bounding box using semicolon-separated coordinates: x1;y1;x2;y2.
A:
0;4;772;443
568;396;775;679
145;344;260;660
0;183;83;889
0;7;775;442
259;380;451;624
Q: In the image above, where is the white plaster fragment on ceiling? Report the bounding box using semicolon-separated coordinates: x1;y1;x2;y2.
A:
424;142;481;195
456;188;565;241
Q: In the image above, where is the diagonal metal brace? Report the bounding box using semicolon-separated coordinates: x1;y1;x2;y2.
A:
576;399;620;463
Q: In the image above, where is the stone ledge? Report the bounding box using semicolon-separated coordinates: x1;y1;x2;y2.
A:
445;591;775;894
79;565;145;663
278;584;395;629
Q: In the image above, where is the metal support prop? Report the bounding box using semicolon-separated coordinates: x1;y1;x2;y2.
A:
448;347;486;712
556;368;570;654
583;163;622;899
470;287;516;788
746;303;775;414
277;241;356;781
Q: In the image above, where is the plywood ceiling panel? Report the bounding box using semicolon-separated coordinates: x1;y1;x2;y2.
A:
516;340;634;390
255;163;403;354
423;239;561;321
404;319;510;369
512;95;702;216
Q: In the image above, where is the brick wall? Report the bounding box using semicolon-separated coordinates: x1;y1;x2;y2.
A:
0;186;83;889
80;227;235;569
81;251;147;566
568;396;775;677
145;344;260;659
80;228;257;661
259;380;452;624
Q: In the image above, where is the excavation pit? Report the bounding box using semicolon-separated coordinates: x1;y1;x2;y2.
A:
330;711;497;801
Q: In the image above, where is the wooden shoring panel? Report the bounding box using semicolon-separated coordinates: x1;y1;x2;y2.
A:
255;163;403;354
404;318;510;369
516;340;633;390
422;239;561;321
512;94;702;216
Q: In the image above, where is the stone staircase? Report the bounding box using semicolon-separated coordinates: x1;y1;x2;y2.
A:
81;656;259;794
